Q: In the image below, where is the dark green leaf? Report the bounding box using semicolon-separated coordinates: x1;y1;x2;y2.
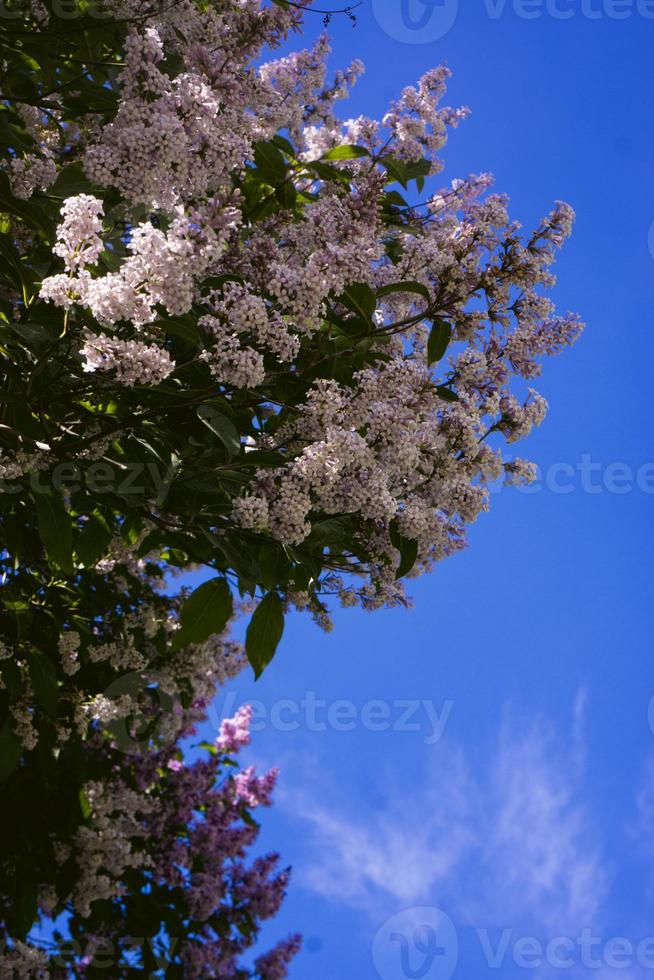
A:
0;717;22;781
252;141;287;184
380;155;410;188
427;318;452;365
376;280;431;303
304;160;351;184
272;134;296;156
76;512;113;567
34;491;73;574
120;514;143;545
50;162;99;199
257;543;291;590
383;190;409;208
172;577;233;651
0;234;37;299
245;592;284;679
197;406;241;458
28;650;58;719
8;319;53;350
276;181;297;208
389;520;419;580
435;385;459;403
340;282;377;322
305;516;352;547
0;659;23;702
165;316;201;347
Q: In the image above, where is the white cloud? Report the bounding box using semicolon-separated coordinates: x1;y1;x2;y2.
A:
470;703;607;933
294;744;476;908
284;695;609;939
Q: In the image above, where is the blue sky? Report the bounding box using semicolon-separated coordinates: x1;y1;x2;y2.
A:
194;3;654;977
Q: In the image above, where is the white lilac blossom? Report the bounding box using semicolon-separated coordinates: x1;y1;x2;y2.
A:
58;631;81;675
52;195;104;273
5;153;58;200
33;8;582;613
0;0;584;673
80;332;175;386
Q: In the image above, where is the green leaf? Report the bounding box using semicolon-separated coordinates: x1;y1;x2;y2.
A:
306;516;351;546
383;189;409;208
8;319;52;350
13;881;38;940
171;577;233;651
380;154;410;188
0;659;23;703
64;84;118;116
427;318;452;365
34;490;73;574
322;144;369;161
304;160;351;185
376;280;431;303
0;234;37;301
165;315;201;347
98;248;123;273
435;385;459;403
276;181;297;209
389;520;419;580
27;650;58;719
76;512;113;567
120;514;142;545
0;171;53;237
257;543;291;590
252;141;287;184
340;282;377;322
0;717;22;781
272;134;297;156
197;406;241;458
79;788;92;820
406;157;432;193
245;592;284;679
50;162;99;199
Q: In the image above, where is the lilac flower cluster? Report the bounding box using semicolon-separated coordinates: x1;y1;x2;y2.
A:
30;7;583;614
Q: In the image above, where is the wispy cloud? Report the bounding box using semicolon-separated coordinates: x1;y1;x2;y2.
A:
293;744;476;908
284;694;609;938
470;699;607;933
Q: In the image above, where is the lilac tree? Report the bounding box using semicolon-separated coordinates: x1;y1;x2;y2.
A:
0;0;582;971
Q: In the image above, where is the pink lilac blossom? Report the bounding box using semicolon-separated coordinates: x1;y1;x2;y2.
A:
59;724;294;976
216;704;253;754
